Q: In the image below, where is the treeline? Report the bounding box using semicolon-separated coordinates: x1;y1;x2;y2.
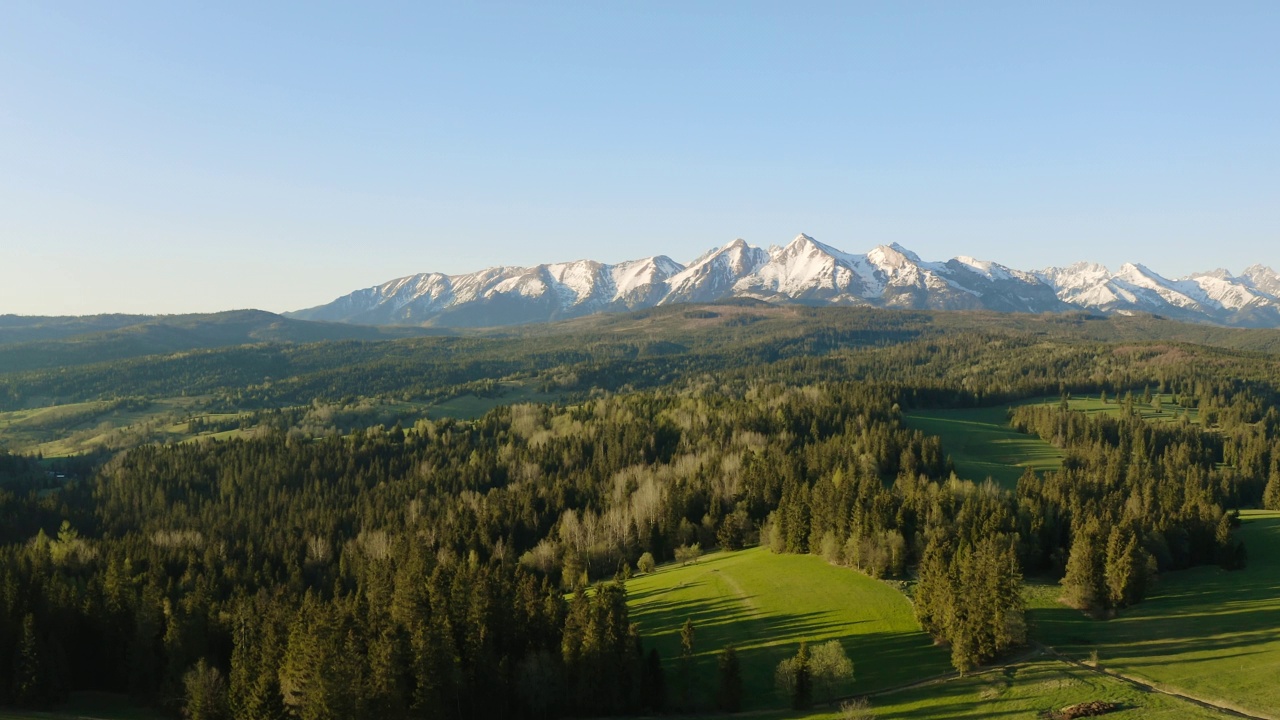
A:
1013;401;1258;615
11;305;1280;419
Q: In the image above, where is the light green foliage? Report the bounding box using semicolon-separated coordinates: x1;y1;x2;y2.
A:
182;659;230;720
808;639;855;702
627;547;950;711
674;543;702;565
1031;393;1200;425
637;551;656;574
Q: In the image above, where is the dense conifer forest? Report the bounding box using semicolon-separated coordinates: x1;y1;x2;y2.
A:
2;305;1279;717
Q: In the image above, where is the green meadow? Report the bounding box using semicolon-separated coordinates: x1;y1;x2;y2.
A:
780;656;1230;720
627;547;952;712
903;406;1064;488
424;380;563;420
1021;393;1201;425
1029;509;1280;718
0;397;205;457
904;394;1199;488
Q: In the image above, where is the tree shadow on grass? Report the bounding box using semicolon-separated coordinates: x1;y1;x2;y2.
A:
631;592;950;713
1028;515;1280;711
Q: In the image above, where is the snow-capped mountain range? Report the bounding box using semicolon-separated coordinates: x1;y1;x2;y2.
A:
288;235;1280;328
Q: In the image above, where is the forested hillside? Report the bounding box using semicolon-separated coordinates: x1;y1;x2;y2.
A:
3;306;1280;718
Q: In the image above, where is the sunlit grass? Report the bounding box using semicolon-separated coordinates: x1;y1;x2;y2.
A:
903;406;1064;488
774;655;1227;719
1024;510;1280;717
904;394;1199;489
627;546;951;712
426;380;563;419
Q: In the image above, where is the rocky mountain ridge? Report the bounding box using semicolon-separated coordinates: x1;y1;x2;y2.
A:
289;235;1280;328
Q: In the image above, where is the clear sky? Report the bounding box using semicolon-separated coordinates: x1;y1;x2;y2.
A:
2;2;1277;316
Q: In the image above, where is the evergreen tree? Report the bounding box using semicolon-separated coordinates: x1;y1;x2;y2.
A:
12;613;47;707
1062;521;1105;613
1262;459;1280;510
182;659;230;720
640;647;666;712
678;618;695;709
791;642;812;710
715;645;743;712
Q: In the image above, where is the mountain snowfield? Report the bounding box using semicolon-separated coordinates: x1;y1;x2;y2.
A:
288;235;1280;328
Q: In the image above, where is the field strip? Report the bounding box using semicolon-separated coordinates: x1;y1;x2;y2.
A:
709;566;760;614
1038;644;1273;720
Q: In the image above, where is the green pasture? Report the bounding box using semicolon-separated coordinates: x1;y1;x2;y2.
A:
903;406;1064;488
904;394;1199;488
1029;510;1280;718
1024;393;1201;425
426;381;562;419
778;655;1230;719
0;397;205;456
627;546;951;712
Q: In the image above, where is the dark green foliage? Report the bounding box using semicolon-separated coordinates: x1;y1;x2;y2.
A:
791;643;812;710
716;645;743;712
678;617;696;710
640;647;666;713
1;305;1279;714
914;531;1026;673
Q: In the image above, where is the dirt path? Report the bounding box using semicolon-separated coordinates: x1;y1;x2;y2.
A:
708;567;760;614
1036;644;1273;720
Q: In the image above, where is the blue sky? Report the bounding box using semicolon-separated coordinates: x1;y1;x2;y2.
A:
1;2;1277;315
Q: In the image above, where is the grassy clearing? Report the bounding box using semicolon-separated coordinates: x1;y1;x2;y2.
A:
903;406;1064;488
904;394;1199;489
1024;393;1201;426
769;655;1231;719
627;546;951;712
0;397;207;456
426;381;563;419
1027;509;1280;718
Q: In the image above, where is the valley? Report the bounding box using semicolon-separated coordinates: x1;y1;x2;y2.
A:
2;305;1280;719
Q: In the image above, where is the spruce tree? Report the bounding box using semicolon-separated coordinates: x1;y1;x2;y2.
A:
641;647;666;712
678;618;695;709
715;645;743;712
12;613;45;707
1062;521;1105;613
791;642;812;710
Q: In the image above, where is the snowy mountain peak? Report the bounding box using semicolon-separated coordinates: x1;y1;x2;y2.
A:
289;235;1280;329
888;242;922;262
780;233;829;254
1191;268;1236;281
1117;262;1155;278
952;256;1019;282
867;243;920;269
